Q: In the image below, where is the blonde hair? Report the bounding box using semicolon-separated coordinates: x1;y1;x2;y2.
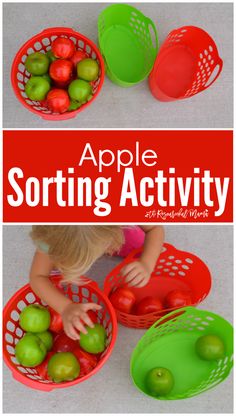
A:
30;225;124;282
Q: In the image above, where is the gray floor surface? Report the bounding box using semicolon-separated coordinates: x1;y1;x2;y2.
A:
3;2;233;129
2;225;233;413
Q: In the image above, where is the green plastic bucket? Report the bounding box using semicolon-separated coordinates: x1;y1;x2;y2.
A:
130;307;233;400
98;4;158;87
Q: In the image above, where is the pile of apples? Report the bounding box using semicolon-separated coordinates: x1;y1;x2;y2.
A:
15;304;107;383
109;287;193;315
24;37;100;114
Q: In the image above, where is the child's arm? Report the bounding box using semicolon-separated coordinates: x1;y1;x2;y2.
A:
30;251;101;340
121;225;164;288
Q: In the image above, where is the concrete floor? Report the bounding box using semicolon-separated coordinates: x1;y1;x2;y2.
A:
3;225;233;413
3;2;233;129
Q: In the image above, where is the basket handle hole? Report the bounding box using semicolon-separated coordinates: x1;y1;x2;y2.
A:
205;64;221;88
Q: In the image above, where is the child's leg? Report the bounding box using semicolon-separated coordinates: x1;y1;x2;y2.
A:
116;226;145;257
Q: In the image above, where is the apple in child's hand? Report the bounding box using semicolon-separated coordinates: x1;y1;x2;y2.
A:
25;76;50;101
48;306;63;333
68;79;92;103
15;334;47;367
77;58;99;81
165;290;192;309
195;334;225;361
46;89;70;113
49;59;73;83
80;324;107;354
34;330;53;351
48;352;80;382
35;352;54;379
73;347;97;377
109;287;136;314
135;296;163;315
19;304;51;332
52;37;76;59
146;367;174;397
70;50;87;68
53;332;78;352
25;52;49;75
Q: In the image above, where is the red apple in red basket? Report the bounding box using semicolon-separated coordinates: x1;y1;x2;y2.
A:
135;296;164;315
73;347;97;377
35;352;54;379
46;89;70;113
109;287;136;314
70;50;87;69
48;306;63;333
165;290;192;309
52;37;76;59
49;59;73;83
53;332;78;353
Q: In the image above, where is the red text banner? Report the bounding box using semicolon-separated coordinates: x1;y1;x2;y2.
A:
3;130;233;223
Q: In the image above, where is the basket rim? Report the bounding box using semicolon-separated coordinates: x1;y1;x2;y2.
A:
11;27;105;121
3;277;117;390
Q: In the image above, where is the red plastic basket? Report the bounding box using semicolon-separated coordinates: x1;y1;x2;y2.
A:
3;276;117;391
104;243;212;329
149;26;223;101
11;27;105;120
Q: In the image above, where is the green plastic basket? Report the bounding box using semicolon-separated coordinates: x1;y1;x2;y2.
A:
98;4;158;87
130;307;233;400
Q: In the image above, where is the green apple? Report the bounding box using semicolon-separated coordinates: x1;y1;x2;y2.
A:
15;334;47;367
46;50;57;63
25;52;49;75
79;323;107;354
47;352;80;382
146;367;174;397
195;334;225;360
25;76;50;101
41;73;52;85
77;58;99;81
68;99;82;111
34;331;53;351
19;304;51;332
68;79;92;103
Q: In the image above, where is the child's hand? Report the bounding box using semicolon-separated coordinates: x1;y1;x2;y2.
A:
61;302;102;340
120;260;152;288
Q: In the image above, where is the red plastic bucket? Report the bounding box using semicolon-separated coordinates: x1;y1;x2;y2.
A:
149;26;223;101
104;243;212;329
11;27;105;120
3;276;117;391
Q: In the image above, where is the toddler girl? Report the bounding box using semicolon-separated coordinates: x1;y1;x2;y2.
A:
29;225;164;339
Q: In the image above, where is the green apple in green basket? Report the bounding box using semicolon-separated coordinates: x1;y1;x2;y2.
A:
68;79;92;103
19;304;51;332
195;334;225;360
80;323;107;354
15;334;47;367
25;52;49;75
25;76;50;101
146;367;174;397
47;352;80;382
77;58;99;81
